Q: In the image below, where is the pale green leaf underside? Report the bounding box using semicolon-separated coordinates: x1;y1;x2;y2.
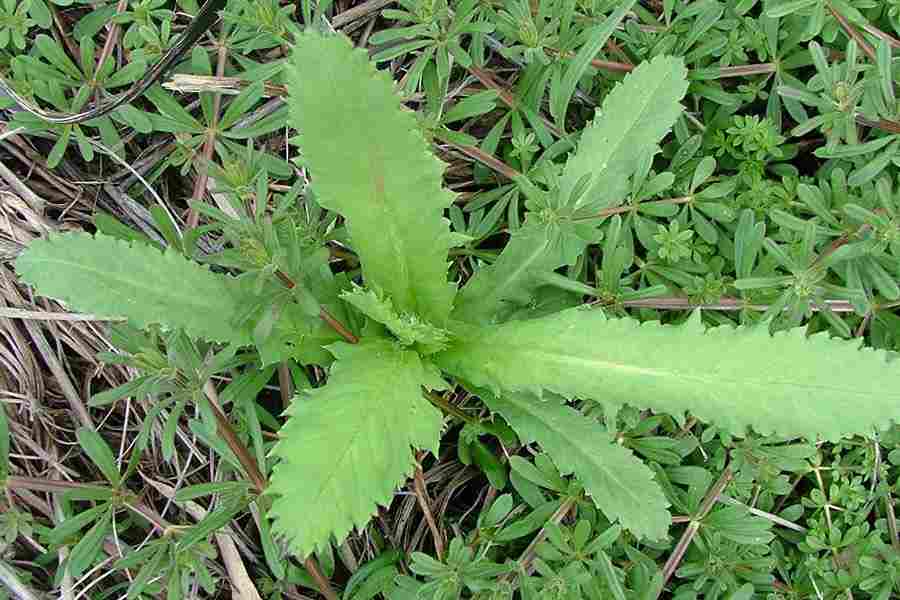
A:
560;55;689;208
15;232;251;345
341;285;450;353
453;224;556;324
288;32;456;325
438;309;900;441
269;339;444;557
479;388;670;540
452;222;591;325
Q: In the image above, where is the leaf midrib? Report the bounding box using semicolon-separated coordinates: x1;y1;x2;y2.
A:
513;348;893;398
564;59;680;198
22;253;235;327
495;393;654;521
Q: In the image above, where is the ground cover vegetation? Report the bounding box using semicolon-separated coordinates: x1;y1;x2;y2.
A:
3;0;900;598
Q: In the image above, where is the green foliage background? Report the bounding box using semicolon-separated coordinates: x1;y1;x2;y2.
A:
4;0;900;599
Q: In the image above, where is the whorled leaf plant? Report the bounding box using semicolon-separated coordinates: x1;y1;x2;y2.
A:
16;31;900;557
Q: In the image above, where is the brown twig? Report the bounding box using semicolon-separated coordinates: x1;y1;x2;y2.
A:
511;496;577;578
413;452;445;559
467;66;563;138
576;195;695;221
827;2;876;61
202;382;339;600
659;467;733;591
713;63;778;78
274;270;359;344
854;115;900;135
3;283;93;429
5;477;171;533
887;493;900;551
811;222;872;269
93;0;129;84
6;476;97;494
164;74;287;97
187;32;229;229
590;58;634;73
436;135;523;181
616;296;857;313
332;0;395;28
545;46;634;73
861;23;900;49
202;382;267;492
278;362;294;410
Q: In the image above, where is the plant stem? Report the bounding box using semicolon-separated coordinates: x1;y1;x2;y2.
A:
413;452;444;560
5;477;171;533
0;557;42;600
435;133;523;181
6;476;96;494
573;196;694;222
274;269;359;344
278;362;294;410
826;2;876;61
467;66;562;138
203;381;268;493
616;296;857;313
202;382;339;600
423;390;480;425
659;467;733;591
187;29;229;229
511;496;578;579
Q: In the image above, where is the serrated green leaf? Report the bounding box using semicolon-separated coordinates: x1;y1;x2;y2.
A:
437;308;900;441
341;285;450;353
287;32;456;325
269;339;445;557
15;232;251;345
478;388;670;540
560;55;689;210
453;57;687;326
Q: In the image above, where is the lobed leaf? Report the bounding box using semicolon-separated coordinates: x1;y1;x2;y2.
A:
287;32;456;325
438;309;900;441
478;388;670;540
15;232;251;345
269;339;445;557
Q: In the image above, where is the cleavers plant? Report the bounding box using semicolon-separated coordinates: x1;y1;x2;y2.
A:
14;30;900;559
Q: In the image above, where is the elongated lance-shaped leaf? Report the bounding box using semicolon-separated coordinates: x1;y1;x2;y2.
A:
15;232;252;345
452;224;560;324
452;211;599;325
269;339;445;557
477;388;670;540
454;55;686;325
560;55;689;210
437;308;900;441
287;32;456;325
